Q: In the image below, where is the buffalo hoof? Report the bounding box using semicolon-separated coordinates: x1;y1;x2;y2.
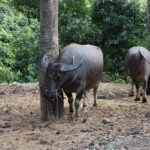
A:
81;106;88;115
73;117;79;123
91;103;98;110
74;111;79;123
142;98;147;103
69;111;74;118
129;92;134;97
146;90;150;95
134;97;141;101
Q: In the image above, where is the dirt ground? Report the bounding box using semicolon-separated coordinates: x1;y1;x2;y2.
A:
0;82;150;150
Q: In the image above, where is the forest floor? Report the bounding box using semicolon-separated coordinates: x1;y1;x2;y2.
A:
0;82;150;150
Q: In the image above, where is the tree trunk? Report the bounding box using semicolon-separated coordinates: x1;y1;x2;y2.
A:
147;0;150;50
39;0;64;122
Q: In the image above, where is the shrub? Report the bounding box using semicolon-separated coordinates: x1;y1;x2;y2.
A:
92;0;146;82
0;3;39;83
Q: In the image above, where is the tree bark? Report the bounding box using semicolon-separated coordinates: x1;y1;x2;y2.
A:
147;0;150;50
39;0;64;122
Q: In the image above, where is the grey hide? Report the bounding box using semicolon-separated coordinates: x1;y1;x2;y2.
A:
125;46;150;103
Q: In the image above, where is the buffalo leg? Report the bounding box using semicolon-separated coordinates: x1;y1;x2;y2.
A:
146;77;150;95
93;85;99;108
81;91;88;113
142;78;148;103
135;82;140;101
129;79;134;97
75;90;83;118
64;92;74;116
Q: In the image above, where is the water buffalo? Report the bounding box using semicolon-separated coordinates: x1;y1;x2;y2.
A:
125;46;150;103
42;43;103;118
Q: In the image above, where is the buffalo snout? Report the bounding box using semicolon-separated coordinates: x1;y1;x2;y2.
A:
44;91;57;99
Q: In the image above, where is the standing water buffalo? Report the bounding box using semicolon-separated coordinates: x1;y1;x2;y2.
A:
42;43;103;118
125;46;150;103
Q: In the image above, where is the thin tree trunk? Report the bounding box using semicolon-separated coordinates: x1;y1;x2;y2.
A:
39;0;64;122
147;0;150;50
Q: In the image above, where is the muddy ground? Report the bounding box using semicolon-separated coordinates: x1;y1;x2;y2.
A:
0;82;150;150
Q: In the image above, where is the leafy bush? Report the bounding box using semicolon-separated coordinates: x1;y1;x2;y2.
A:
59;0;104;51
59;18;102;49
92;0;146;52
0;0;147;83
0;2;39;83
92;0;146;82
11;0;39;19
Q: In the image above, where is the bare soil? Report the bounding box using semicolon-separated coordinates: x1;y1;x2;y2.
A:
0;82;150;150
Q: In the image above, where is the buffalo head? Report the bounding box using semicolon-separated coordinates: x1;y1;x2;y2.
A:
42;52;83;100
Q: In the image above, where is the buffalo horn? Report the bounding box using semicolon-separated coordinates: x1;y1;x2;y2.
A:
59;57;83;72
41;52;51;68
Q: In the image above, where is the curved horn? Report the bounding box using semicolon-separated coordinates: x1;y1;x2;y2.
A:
59;57;83;72
41;52;51;68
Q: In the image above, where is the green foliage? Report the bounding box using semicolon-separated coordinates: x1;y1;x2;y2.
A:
11;0;39;19
0;3;39;83
10;21;39;82
92;0;146;52
0;0;147;83
0;66;12;83
59;0;93;48
59;0;103;51
59;0;90;24
59;18;102;49
91;0;146;82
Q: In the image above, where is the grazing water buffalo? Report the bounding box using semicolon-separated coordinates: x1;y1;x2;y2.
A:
42;43;103;118
125;46;150;103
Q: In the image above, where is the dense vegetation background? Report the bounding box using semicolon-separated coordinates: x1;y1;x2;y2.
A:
0;0;147;83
